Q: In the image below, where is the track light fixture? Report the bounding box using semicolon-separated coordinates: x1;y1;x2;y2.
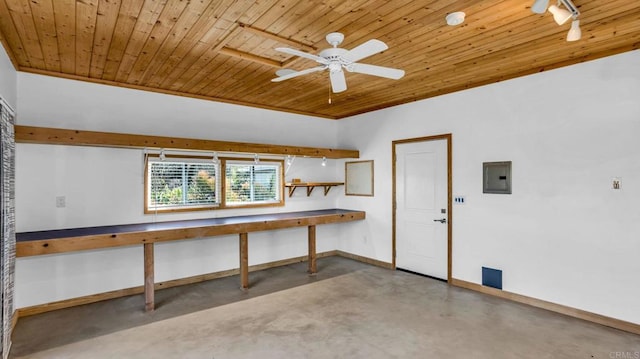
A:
531;0;581;41
321;156;327;167
212;152;219;164
531;0;549;14
548;4;572;25
566;19;581;41
159;149;166;161
254;154;260;164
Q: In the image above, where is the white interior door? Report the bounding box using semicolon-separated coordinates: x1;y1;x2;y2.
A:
395;139;448;280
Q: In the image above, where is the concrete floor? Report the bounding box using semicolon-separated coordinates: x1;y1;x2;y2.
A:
10;256;640;358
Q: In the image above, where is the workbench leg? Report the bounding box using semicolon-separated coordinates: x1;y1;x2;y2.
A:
144;243;155;312
239;233;249;290
308;225;317;275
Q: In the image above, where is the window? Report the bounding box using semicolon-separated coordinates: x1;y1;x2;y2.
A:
146;158;219;212
225;161;281;206
145;155;283;213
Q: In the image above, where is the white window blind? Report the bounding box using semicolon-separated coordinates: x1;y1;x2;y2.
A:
148;159;219;210
225;161;281;205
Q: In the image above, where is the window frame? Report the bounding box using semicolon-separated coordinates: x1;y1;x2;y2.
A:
222;159;285;209
144;154;284;214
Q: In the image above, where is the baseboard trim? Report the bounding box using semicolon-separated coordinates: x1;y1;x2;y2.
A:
10;310;18;332
17;250;338;318
335;250;394;269
450;278;640;336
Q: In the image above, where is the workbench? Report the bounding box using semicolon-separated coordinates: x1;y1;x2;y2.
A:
16;209;366;311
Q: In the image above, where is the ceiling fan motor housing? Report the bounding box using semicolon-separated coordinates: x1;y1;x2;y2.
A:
318;47;352;72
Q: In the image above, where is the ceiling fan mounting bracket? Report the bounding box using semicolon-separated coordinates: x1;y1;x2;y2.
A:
326;32;345;47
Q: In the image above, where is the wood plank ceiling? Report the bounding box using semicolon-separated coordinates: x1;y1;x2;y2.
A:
0;0;638;119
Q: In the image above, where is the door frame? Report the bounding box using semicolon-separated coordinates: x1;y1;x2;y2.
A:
392;134;452;282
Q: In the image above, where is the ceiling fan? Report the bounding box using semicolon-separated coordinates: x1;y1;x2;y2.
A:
272;32;405;93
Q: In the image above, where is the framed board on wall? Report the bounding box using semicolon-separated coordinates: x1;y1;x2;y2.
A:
345;160;374;196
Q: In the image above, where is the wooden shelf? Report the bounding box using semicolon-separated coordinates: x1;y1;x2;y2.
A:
285;182;344;197
14;126;359;159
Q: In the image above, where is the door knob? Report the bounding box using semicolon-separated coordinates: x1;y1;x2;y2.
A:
433;218;447;224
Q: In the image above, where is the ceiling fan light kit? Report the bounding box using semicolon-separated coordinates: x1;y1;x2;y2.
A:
532;0;582;41
272;32;405;94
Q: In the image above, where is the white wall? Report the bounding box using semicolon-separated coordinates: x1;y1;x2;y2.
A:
337;50;640;325
0;42;16;108
15;74;343;307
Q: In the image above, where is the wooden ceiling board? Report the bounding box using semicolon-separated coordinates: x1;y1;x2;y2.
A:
0;0;27;67
1;0;638;119
89;0;121;78
159;1;256;90
125;0;191;85
145;0;233;88
102;0;145;81
4;0;46;69
29;0;59;72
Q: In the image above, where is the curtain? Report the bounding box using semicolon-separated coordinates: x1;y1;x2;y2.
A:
0;100;15;359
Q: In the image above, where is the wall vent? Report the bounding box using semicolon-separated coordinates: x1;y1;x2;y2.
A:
482;267;503;290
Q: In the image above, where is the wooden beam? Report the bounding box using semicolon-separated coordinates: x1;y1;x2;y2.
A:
237;22;316;52
239;233;248;290
143;243;154;312
218;47;282;68
308;225;316;274
14;125;359;159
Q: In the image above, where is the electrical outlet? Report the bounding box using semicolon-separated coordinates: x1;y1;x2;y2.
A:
55;196;66;208
454;196;466;205
612;177;621;190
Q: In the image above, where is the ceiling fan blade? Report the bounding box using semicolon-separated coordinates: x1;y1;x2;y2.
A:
275;47;328;64
344;39;388;62
348;63;405;80
329;70;347;93
275;69;296;77
271;66;326;82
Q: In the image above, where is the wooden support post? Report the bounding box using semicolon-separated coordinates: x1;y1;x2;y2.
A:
239;233;249;290
144;243;154;312
308;225;317;274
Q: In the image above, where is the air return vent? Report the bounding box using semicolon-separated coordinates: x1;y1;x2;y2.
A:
482;267;503;290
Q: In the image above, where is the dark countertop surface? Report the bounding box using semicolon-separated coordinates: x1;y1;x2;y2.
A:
17;209;364;242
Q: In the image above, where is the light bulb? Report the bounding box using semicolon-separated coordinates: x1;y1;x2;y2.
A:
548;4;572;25
321;157;327;167
566;19;581;41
